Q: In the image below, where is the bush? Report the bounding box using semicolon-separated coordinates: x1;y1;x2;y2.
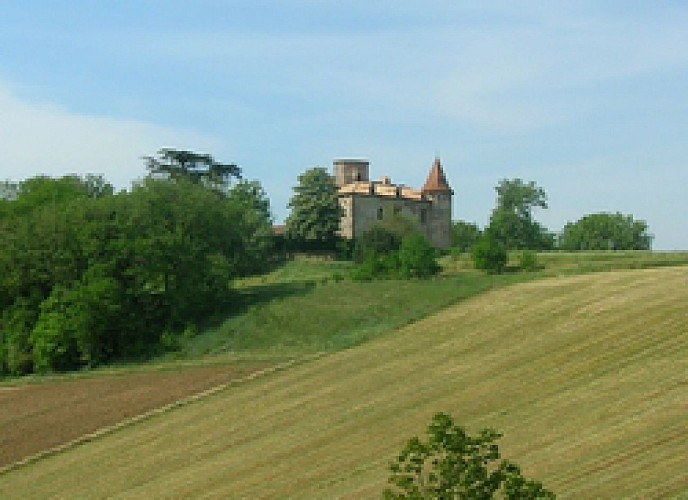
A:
472;233;507;273
354;226;402;263
398;234;440;278
351;231;439;280
519;251;540;272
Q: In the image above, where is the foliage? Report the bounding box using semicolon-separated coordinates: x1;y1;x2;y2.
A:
142;148;241;192
226;180;275;275
518;251;540;272
472;232;508;274
398;234;440;278
0;167;273;376
559;212;652;251
451;220;482;252
285;167;342;245
353;213;421;262
354;225;403;263
384;412;555;499
351;219;439;281
487;179;554;250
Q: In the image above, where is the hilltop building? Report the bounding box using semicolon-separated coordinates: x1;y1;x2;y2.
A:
335;158;453;248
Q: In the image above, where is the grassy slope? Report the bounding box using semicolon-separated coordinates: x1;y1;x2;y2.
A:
178;251;688;358
2;266;686;498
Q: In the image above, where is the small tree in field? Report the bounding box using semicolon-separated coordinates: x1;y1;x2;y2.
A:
384;412;555;499
472;232;507;274
398;234;440;278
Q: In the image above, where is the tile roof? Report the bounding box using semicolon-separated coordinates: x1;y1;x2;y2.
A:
421;158;452;193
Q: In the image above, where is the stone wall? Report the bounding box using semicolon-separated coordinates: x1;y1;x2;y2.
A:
338;194;435;244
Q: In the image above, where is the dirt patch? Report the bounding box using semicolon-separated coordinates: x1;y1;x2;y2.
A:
0;362;270;468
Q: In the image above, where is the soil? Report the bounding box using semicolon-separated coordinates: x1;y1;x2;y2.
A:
0;362;270;468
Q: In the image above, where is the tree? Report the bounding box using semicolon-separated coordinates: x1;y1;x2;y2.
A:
143;148;241;191
451;221;482;252
0;168;277;376
285;167;342;245
384;412;555;499
472;231;508;274
398;234;440;278
487;179;553;250
559;213;652;251
226;179;275;275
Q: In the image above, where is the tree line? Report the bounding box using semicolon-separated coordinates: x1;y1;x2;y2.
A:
450;179;652;272
283;167;652;276
1;157;655;374
0;150;273;376
453;179;651;253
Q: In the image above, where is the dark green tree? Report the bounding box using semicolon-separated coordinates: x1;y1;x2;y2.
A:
559;213;652;250
285;167;342;245
487;179;553;250
384;412;555;499
451;221;482;252
0;167;274;376
226;179;275;275
143;148;241;191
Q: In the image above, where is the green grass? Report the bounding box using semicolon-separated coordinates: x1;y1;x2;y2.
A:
440;249;688;274
176;269;530;359
5;251;684;377
2;266;686;498
179;251;688;359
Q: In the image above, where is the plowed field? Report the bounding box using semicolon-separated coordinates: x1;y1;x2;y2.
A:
0;362;270;468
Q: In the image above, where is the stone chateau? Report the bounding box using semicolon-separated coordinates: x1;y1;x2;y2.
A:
334;158;453;248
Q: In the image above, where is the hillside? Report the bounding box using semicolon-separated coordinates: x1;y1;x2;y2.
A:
1;266;686;498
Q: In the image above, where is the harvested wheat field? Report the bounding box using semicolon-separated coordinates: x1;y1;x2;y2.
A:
1;267;686;498
0;362;270;468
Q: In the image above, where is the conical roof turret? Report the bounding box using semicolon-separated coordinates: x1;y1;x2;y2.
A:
421;157;452;194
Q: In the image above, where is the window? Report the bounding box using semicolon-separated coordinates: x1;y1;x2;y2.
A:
420;209;427;224
377;207;384;220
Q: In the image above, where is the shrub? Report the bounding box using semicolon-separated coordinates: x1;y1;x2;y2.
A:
519;251;540;272
472;233;507;273
351;232;439;280
398;234;440;278
354;226;402;263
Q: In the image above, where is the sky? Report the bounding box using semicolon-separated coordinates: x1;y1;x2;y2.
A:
1;1;686;250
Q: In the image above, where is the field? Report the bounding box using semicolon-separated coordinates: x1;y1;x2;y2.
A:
1;264;686;498
0;361;271;468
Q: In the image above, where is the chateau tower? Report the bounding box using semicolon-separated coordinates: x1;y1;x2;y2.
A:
334;159;369;187
421;158;453;248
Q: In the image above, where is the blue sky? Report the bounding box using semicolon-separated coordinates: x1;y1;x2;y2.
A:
1;1;686;249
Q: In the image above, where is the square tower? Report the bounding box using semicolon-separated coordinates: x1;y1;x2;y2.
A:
334;159;369;187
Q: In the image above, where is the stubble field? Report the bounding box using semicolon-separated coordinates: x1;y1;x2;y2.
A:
1;265;686;498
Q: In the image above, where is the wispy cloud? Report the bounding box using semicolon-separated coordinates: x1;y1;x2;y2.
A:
0;83;222;189
111;4;687;134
